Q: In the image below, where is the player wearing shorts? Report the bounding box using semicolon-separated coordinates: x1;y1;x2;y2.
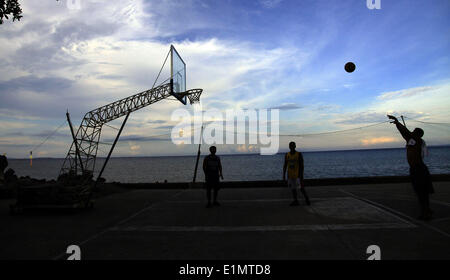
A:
203;146;224;208
283;142;311;206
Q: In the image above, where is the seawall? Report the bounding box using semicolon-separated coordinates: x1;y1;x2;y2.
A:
117;174;450;189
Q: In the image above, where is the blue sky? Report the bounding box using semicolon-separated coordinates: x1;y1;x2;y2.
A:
0;0;449;158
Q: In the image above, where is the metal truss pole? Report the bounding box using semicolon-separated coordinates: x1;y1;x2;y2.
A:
66;111;85;174
95;111;130;184
60;83;202;178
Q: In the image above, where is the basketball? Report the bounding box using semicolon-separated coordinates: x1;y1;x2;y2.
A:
345;62;356;73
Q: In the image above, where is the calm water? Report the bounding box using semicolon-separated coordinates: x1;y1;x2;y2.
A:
7;147;450;183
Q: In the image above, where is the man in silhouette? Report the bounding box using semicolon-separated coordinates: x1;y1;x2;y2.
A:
0;154;8;185
203;146;223;208
283;142;311;206
388;115;434;220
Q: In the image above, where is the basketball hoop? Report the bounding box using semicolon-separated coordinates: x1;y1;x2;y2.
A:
179;89;203;104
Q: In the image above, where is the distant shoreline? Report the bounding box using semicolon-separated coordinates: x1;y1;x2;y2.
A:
6;145;450;160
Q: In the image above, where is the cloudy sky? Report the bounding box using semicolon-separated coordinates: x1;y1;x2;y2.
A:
0;0;449;158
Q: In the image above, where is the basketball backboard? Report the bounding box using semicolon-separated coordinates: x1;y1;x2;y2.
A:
170;45;187;105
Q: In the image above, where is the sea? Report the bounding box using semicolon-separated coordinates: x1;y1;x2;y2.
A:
6;147;450;183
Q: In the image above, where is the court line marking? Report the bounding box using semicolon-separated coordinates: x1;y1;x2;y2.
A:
395;197;450;207
52;191;444;259
109;196;416;233
430;199;450;207
306;201;359;258
339;190;415;226
432;217;450;223
109;222;415;232
341;194;450;207
52;189;188;260
165;197;349;203
339;189;450;239
164;197;414;226
166;197;450;206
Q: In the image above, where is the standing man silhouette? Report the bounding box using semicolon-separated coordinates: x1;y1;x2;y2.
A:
203;146;223;208
283;142;311;206
0;154;7;185
388;115;434;220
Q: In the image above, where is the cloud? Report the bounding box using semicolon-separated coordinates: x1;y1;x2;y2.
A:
377;86;436;100
0;75;73;93
369;83;450;122
147;119;167;124
315;104;341;112
236;144;258;153
37;151;49;156
1;1;449;158
7;18;117;72
2;130;68;138
129;144;141;151
0;0;305;123
335;111;426;125
155;125;175;130
128;141;142;155
97;74;126;80
0;120;35;130
31;130;68;138
104;135;170;142
259;0;283;9
267;103;303;110
361;137;397;146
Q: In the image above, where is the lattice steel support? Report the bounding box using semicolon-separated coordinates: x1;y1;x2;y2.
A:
60;83;175;177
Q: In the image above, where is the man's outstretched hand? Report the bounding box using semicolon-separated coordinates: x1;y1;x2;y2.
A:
387;115;398;124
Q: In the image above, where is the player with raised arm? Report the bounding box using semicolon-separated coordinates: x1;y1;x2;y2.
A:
388;115;434;220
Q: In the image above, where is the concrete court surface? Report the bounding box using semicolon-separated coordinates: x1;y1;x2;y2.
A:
0;182;449;260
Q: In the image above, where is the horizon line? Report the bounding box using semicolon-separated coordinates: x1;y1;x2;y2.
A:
5;145;450;160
